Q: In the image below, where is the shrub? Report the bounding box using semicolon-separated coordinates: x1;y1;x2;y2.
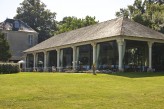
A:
0;63;20;74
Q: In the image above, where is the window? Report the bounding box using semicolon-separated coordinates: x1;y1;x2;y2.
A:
14;21;20;29
28;35;33;45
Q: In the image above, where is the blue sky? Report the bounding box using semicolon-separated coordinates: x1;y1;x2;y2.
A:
0;0;134;22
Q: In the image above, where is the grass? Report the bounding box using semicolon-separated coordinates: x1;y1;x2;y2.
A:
0;72;164;109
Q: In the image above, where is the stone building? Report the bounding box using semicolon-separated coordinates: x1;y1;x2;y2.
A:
0;19;38;62
24;17;164;72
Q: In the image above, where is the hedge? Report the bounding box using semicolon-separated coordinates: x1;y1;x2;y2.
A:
0;63;20;74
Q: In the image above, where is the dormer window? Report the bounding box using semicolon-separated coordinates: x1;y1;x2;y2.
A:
28;35;33;46
14;20;20;29
12;20;20;31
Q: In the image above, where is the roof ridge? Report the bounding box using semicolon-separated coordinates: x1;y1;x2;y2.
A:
120;17;126;36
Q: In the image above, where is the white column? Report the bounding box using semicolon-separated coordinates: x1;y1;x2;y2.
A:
24;53;27;71
76;47;79;66
33;53;36;71
44;51;47;71
56;48;60;71
72;46;76;70
35;53;38;69
92;43;97;69
96;44;100;69
117;39;124;71
46;52;49;70
26;54;29;68
60;49;63;68
148;41;153;71
91;43;97;75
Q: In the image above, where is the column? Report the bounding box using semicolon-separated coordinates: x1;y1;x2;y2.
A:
44;51;47;71
33;53;36;71
60;49;63;69
76;47;79;67
35;53;38;70
56;48;60;71
96;44;100;69
148;41;153;71
72;46;76;70
24;53;27;72
26;54;29;69
92;43;97;66
91;43;97;74
46;52;49;71
117;39;124;72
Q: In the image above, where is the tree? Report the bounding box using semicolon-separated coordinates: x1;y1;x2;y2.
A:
56;16;98;34
116;0;164;33
15;0;57;42
0;32;11;62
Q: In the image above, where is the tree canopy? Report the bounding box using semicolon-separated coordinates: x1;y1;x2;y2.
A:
15;0;57;42
56;16;98;34
116;0;164;33
0;32;11;62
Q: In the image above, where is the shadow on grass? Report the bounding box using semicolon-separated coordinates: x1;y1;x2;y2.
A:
0;72;19;75
106;72;164;78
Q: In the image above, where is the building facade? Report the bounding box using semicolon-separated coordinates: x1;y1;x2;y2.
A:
24;17;164;72
0;19;38;62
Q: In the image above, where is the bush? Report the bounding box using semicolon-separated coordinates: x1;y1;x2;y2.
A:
0;63;20;74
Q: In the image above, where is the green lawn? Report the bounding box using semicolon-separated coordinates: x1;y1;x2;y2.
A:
0;72;164;109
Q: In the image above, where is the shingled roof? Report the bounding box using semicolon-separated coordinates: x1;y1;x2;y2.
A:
24;17;164;52
0;19;37;33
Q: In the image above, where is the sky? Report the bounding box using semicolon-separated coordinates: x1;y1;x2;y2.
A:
0;0;134;22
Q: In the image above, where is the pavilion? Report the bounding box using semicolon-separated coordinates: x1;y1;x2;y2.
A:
24;17;164;72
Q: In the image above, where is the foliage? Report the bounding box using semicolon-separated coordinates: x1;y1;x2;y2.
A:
0;32;11;62
116;0;164;33
0;63;20;74
0;72;164;108
56;16;98;34
15;0;57;42
15;0;98;40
